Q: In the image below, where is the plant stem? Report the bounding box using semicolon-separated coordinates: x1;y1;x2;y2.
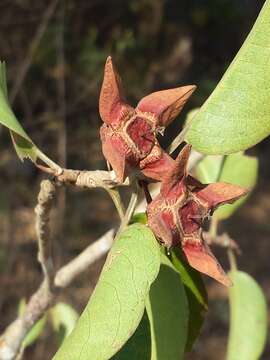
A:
167;124;190;154
116;182;139;237
227;248;238;271
36;148;62;173
107;188;125;220
35;180;56;287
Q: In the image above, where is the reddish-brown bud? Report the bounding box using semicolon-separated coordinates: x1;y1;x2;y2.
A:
147;144;248;286
99;56;196;182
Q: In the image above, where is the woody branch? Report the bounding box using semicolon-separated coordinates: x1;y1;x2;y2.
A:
36;165;129;189
0;178;115;360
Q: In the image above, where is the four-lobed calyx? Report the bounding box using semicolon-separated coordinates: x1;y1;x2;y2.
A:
99;56;248;286
147;145;248;286
99;56;195;182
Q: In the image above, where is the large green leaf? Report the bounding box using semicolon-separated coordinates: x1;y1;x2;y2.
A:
197;152;258;220
227;271;267;360
146;253;188;360
186;0;270;154
113;311;151;360
171;248;208;351
53;224;160;360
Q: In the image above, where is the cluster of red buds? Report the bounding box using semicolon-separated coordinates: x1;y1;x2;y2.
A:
99;57;247;286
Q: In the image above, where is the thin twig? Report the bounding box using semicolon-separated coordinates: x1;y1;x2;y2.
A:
227;249;238;271
37;162;127;219
0;179;58;360
36;165;129;190
56;168;129;189
0;177;114;359
0;230;115;360
167;125;190;154
35;180;56;287
116;182;139;237
55;229;114;288
35;149;63;174
107;188;125;220
205;215;241;253
204;231;241;254
0;281;53;360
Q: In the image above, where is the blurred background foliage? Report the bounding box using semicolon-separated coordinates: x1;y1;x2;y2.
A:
0;0;269;359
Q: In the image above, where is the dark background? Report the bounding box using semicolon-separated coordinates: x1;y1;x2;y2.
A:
0;1;269;359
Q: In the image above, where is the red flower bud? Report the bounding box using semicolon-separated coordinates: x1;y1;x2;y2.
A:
99;56;196;182
147;145;248;286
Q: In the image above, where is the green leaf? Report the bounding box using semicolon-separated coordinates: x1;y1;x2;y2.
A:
18;298;47;348
171;248;208;351
227;271;268;360
146;253;188;360
53;224;160;360
10;132;38;162
186;0;270;154
214;152;258;219
196;152;258;220
50;302;79;345
196;155;224;183
113;311;151;360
